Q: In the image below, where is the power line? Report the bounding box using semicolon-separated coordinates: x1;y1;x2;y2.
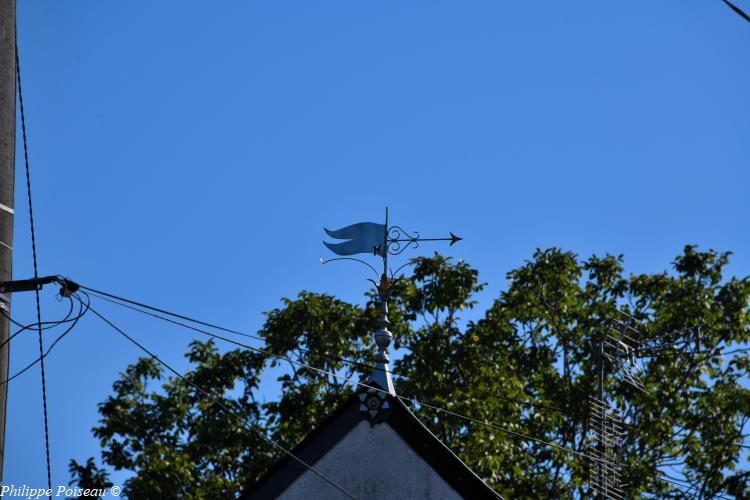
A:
83;286;590;420
400;396;601;464
79;291;623;469
0;294;79;350
0;295;75;333
78;285;750;490
79;284;256;339
83;300;358;500
720;0;750;24
84;290;376;369
15;38;51;497
655;474;731;500
0;293;89;387
80;285;747;464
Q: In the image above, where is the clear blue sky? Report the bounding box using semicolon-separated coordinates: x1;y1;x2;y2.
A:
6;0;749;493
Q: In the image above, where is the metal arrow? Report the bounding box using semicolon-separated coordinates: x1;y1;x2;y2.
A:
388;232;462;246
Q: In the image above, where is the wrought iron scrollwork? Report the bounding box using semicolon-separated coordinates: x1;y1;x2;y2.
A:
386;225;420;256
322;213;462;300
320;257;380;279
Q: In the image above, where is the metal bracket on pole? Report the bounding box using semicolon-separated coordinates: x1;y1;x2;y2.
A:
0;275;59;294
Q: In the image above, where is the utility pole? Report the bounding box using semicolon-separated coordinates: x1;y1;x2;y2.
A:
0;0;16;483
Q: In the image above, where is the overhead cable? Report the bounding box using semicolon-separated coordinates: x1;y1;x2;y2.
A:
83;287;589;420
80;286;747;496
83;300;358;500
655;474;731;500
720;0;750;23
15;38;52;496
0;295;77;349
0;293;89;387
81;291;623;469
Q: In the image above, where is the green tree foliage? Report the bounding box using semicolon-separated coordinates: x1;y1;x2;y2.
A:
70;246;750;498
67;457;112;499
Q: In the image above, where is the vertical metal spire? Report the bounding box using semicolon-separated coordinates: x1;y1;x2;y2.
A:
370;207;395;395
321;207;462;399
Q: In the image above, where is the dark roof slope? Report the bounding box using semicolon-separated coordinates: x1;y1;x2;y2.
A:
240;388;502;499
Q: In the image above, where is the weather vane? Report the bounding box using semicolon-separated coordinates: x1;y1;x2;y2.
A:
321;207;461;398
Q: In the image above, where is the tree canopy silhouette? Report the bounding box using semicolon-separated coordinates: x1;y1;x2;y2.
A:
71;246;750;498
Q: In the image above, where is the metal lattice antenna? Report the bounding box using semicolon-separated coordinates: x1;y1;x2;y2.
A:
590;310;704;498
590;313;635;499
605;311;704;390
605;315;648;393
589;396;625;500
321;207;462;398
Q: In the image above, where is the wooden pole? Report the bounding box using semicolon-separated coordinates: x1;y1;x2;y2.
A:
0;0;16;482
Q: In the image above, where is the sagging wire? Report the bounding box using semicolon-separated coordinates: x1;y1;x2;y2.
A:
654;474;731;500
0;295;77;350
76;284;746;495
81;285;591;421
80;297;358;500
0;290;90;387
79;288;623;470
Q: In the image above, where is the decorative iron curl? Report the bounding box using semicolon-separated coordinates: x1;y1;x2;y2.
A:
320;257;380;280
386;225;420;256
389;261;416;281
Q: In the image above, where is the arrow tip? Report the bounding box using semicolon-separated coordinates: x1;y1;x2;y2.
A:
449;232;462;246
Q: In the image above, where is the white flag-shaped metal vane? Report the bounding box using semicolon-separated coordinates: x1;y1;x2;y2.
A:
324;222;386;256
